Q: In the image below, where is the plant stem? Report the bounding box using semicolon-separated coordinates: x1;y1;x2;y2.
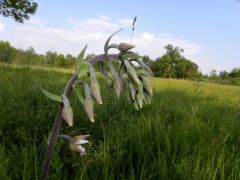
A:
40;54;119;180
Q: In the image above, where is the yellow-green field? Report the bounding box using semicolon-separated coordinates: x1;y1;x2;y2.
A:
1;64;240;180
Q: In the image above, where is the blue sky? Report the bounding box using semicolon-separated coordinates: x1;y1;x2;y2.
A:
0;0;240;74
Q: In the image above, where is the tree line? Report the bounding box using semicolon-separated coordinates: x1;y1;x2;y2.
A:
142;44;200;79
1;40;240;84
0;40;77;68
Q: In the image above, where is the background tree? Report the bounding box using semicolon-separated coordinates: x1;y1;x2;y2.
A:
142;55;153;67
0;0;38;23
210;69;217;79
229;68;240;78
219;71;229;79
0;40;17;63
151;44;199;79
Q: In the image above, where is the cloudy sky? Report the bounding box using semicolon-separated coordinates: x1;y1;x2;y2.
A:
0;0;240;74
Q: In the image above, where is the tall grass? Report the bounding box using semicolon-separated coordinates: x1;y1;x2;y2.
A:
1;65;240;179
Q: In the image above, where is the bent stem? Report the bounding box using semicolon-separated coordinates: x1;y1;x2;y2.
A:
40;54;120;180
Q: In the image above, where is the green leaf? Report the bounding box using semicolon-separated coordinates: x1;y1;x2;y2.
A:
77;45;87;65
76;45;89;78
77;61;89;79
39;86;62;102
72;85;84;104
104;28;123;54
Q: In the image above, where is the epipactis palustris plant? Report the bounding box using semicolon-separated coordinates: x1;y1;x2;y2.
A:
39;28;153;180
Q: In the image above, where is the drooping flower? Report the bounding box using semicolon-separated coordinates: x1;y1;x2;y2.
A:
89;63;102;104
61;95;73;126
83;83;94;122
118;43;135;52
58;134;90;156
123;60;140;85
70;135;90;156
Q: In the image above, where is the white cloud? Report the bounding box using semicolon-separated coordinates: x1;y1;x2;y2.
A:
117;18;132;26
67;16;119;33
0;15;208;72
141;32;155;40
28;17;44;26
0;22;5;31
98;14;111;21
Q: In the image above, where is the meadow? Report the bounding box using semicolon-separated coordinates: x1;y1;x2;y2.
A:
1;64;240;180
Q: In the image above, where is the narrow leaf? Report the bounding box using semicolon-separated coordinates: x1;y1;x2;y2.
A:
104;28;123;54
76;45;87;66
39;86;62;102
77;62;89;79
76;45;89;79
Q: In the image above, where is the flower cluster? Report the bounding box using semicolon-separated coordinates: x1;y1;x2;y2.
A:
40;29;153;156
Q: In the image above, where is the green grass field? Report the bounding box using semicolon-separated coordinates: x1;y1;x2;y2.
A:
1;64;240;180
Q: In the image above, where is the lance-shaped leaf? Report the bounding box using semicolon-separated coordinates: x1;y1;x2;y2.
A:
39;86;62;102
61;95;73;126
142;76;153;97
83;83;94;122
76;45;89;79
136;59;154;77
72;85;84;104
109;61;121;97
104;28;123;54
118;43;135;52
89;63;102;104
123;59;140;85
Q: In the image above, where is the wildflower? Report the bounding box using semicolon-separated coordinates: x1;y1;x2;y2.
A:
143;92;151;104
136;93;143;108
70;135;90;156
118;43;135;52
109;61;121;97
84;83;94;122
58;134;89;156
61;95;73;126
129;81;136;100
142;76;153;96
89;63;102;104
136;59;154;77
123;60;140;85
